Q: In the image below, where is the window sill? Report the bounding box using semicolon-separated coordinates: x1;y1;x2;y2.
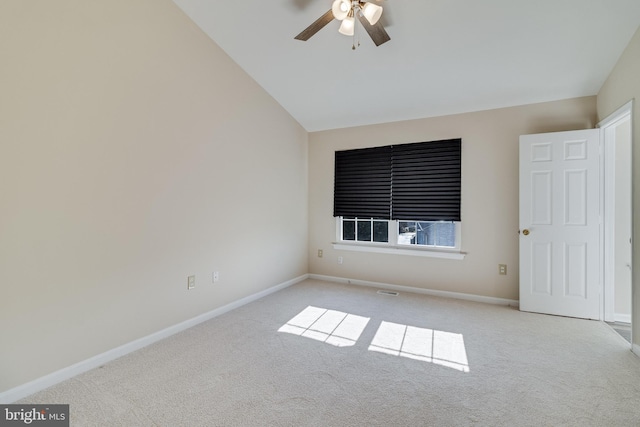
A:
332;242;466;260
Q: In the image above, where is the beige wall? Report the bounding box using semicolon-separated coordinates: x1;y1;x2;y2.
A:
309;97;597;301
0;0;308;393
598;26;640;346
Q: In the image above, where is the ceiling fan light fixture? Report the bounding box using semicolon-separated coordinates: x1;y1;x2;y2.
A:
338;15;355;36
332;0;351;21
294;0;390;47
361;2;383;25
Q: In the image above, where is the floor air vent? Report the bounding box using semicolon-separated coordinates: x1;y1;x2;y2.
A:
377;290;399;296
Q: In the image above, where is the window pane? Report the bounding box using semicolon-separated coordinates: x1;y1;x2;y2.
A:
416;222;434;245
343;220;356;240
373;221;388;242
398;221;457;247
433;222;456;247
398;221;416;245
357;220;372;241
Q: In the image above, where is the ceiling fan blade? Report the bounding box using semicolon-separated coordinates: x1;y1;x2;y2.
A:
295;9;335;41
357;13;390;46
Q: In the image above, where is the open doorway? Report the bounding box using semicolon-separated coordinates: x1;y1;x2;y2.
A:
600;101;633;344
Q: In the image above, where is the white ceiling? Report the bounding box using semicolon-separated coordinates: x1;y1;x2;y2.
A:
172;0;640;132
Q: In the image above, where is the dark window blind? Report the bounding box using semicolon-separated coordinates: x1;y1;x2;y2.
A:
392;139;461;221
334;145;392;219
334;139;461;222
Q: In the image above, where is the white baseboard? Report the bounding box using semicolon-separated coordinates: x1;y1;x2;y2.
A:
614;313;631;324
0;274;308;404
308;274;519;307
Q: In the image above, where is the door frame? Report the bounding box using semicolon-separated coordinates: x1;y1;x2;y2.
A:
598;100;633;324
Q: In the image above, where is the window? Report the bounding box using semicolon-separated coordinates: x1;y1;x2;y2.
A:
397;221;456;247
338;217;460;250
334;139;462;255
342;218;389;243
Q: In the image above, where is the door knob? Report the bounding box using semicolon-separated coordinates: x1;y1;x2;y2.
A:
522;229;530;236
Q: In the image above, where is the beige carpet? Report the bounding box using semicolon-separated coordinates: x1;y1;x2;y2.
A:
20;279;640;426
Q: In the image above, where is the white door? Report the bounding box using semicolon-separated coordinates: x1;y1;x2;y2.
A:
519;129;601;319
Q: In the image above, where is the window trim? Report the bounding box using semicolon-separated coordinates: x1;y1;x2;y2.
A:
334;217;465;260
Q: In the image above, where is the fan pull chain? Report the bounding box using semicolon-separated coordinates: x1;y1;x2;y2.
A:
351;0;356;49
352;10;360;50
352;11;356;49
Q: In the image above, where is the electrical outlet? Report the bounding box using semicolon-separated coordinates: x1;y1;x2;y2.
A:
338;256;343;264
318;249;323;258
187;275;195;289
213;271;219;283
499;264;507;275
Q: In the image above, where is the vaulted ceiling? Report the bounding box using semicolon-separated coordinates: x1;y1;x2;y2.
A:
173;0;640;132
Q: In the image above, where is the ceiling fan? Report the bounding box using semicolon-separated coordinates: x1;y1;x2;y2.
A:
294;0;390;48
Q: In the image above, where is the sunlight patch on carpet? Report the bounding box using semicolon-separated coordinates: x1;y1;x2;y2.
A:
369;321;470;372
278;306;370;347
